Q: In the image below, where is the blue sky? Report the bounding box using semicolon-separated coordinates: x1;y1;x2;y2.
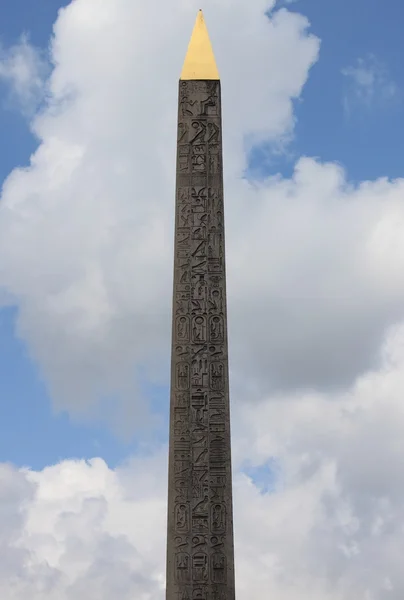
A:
2;2;404;596
250;0;404;182
0;0;62;183
0;0;403;471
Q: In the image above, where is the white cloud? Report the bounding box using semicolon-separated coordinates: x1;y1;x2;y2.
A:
0;455;167;599
227;159;404;394
0;0;319;427
0;35;48;116
232;320;404;599
341;54;398;115
1;1;404;596
3;323;404;598
2;0;404;421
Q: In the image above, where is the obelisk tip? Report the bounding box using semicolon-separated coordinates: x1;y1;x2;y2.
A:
180;10;220;80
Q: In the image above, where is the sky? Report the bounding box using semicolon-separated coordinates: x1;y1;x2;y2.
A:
0;0;404;598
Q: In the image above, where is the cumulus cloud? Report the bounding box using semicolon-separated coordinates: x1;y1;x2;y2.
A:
3;322;404;598
4;0;404;420
1;2;404;596
227;159;404;394
0;35;49;116
0;0;319;425
341;54;398;115
232;320;404;599
0;455;167;599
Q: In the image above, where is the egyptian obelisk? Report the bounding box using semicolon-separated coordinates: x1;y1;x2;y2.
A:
166;9;236;600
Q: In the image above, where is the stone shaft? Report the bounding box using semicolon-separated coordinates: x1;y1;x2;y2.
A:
166;79;235;600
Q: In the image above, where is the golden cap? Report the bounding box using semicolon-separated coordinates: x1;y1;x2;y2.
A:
180;10;219;80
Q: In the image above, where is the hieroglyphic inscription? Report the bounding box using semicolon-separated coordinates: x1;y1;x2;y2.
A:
167;80;235;600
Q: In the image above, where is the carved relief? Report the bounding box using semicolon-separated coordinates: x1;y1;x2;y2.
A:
174;436;191;452
192;516;209;534
178;145;190;172
180;81;220;118
208;274;222;288
178;123;189;143
191;298;206;315
208;288;223;313
169;79;234;599
178;187;190;203
192;228;207;244
175;477;189;502
191;391;208;429
178;202;191;227
192;259;208;277
193;494;209;515
193;411;209;432
177;228;191;250
177;285;191;300
209;344;224;360
177;588;191;600
210;475;227;492
175;503;190;533
175;552;191;582
207;122;220;144
201;86;218;117
208;144;221;175
191;186;207;210
175;459;191;476
193;210;208;228
211;503;226;533
208;188;223;212
175;392;190;408
192;354;208;387
211;552;226;584
193;552;208;582
174;443;190;476
176;363;190;390
192;469;209;501
192;587;207;600
208;257;222;273
210;424;225;439
210;418;225;436
210;431;226;475
174;534;189;550
210;405;225;424
174;408;189;436
175;344;189;357
178;257;191;284
192;429;208;447
210;316;224;343
180;82;197;117
192;493;209;533
176;292;189;314
211;535;225;550
192;344;207;360
176;316;190;342
191;240;207;262
208;232;223;260
190;121;207;145
210;362;224;391
192;316;207;342
192;534;207;550
193;446;208;465
212;587;227;600
192;145;206;173
193;274;207;299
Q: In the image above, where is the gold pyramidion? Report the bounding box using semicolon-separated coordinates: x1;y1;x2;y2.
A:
180;9;220;80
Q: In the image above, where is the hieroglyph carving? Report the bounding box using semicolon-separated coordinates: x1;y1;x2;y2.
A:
167;80;235;600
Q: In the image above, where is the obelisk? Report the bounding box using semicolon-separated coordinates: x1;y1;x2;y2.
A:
166;10;236;600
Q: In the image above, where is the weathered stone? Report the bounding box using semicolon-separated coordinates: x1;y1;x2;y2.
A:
166;15;235;600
